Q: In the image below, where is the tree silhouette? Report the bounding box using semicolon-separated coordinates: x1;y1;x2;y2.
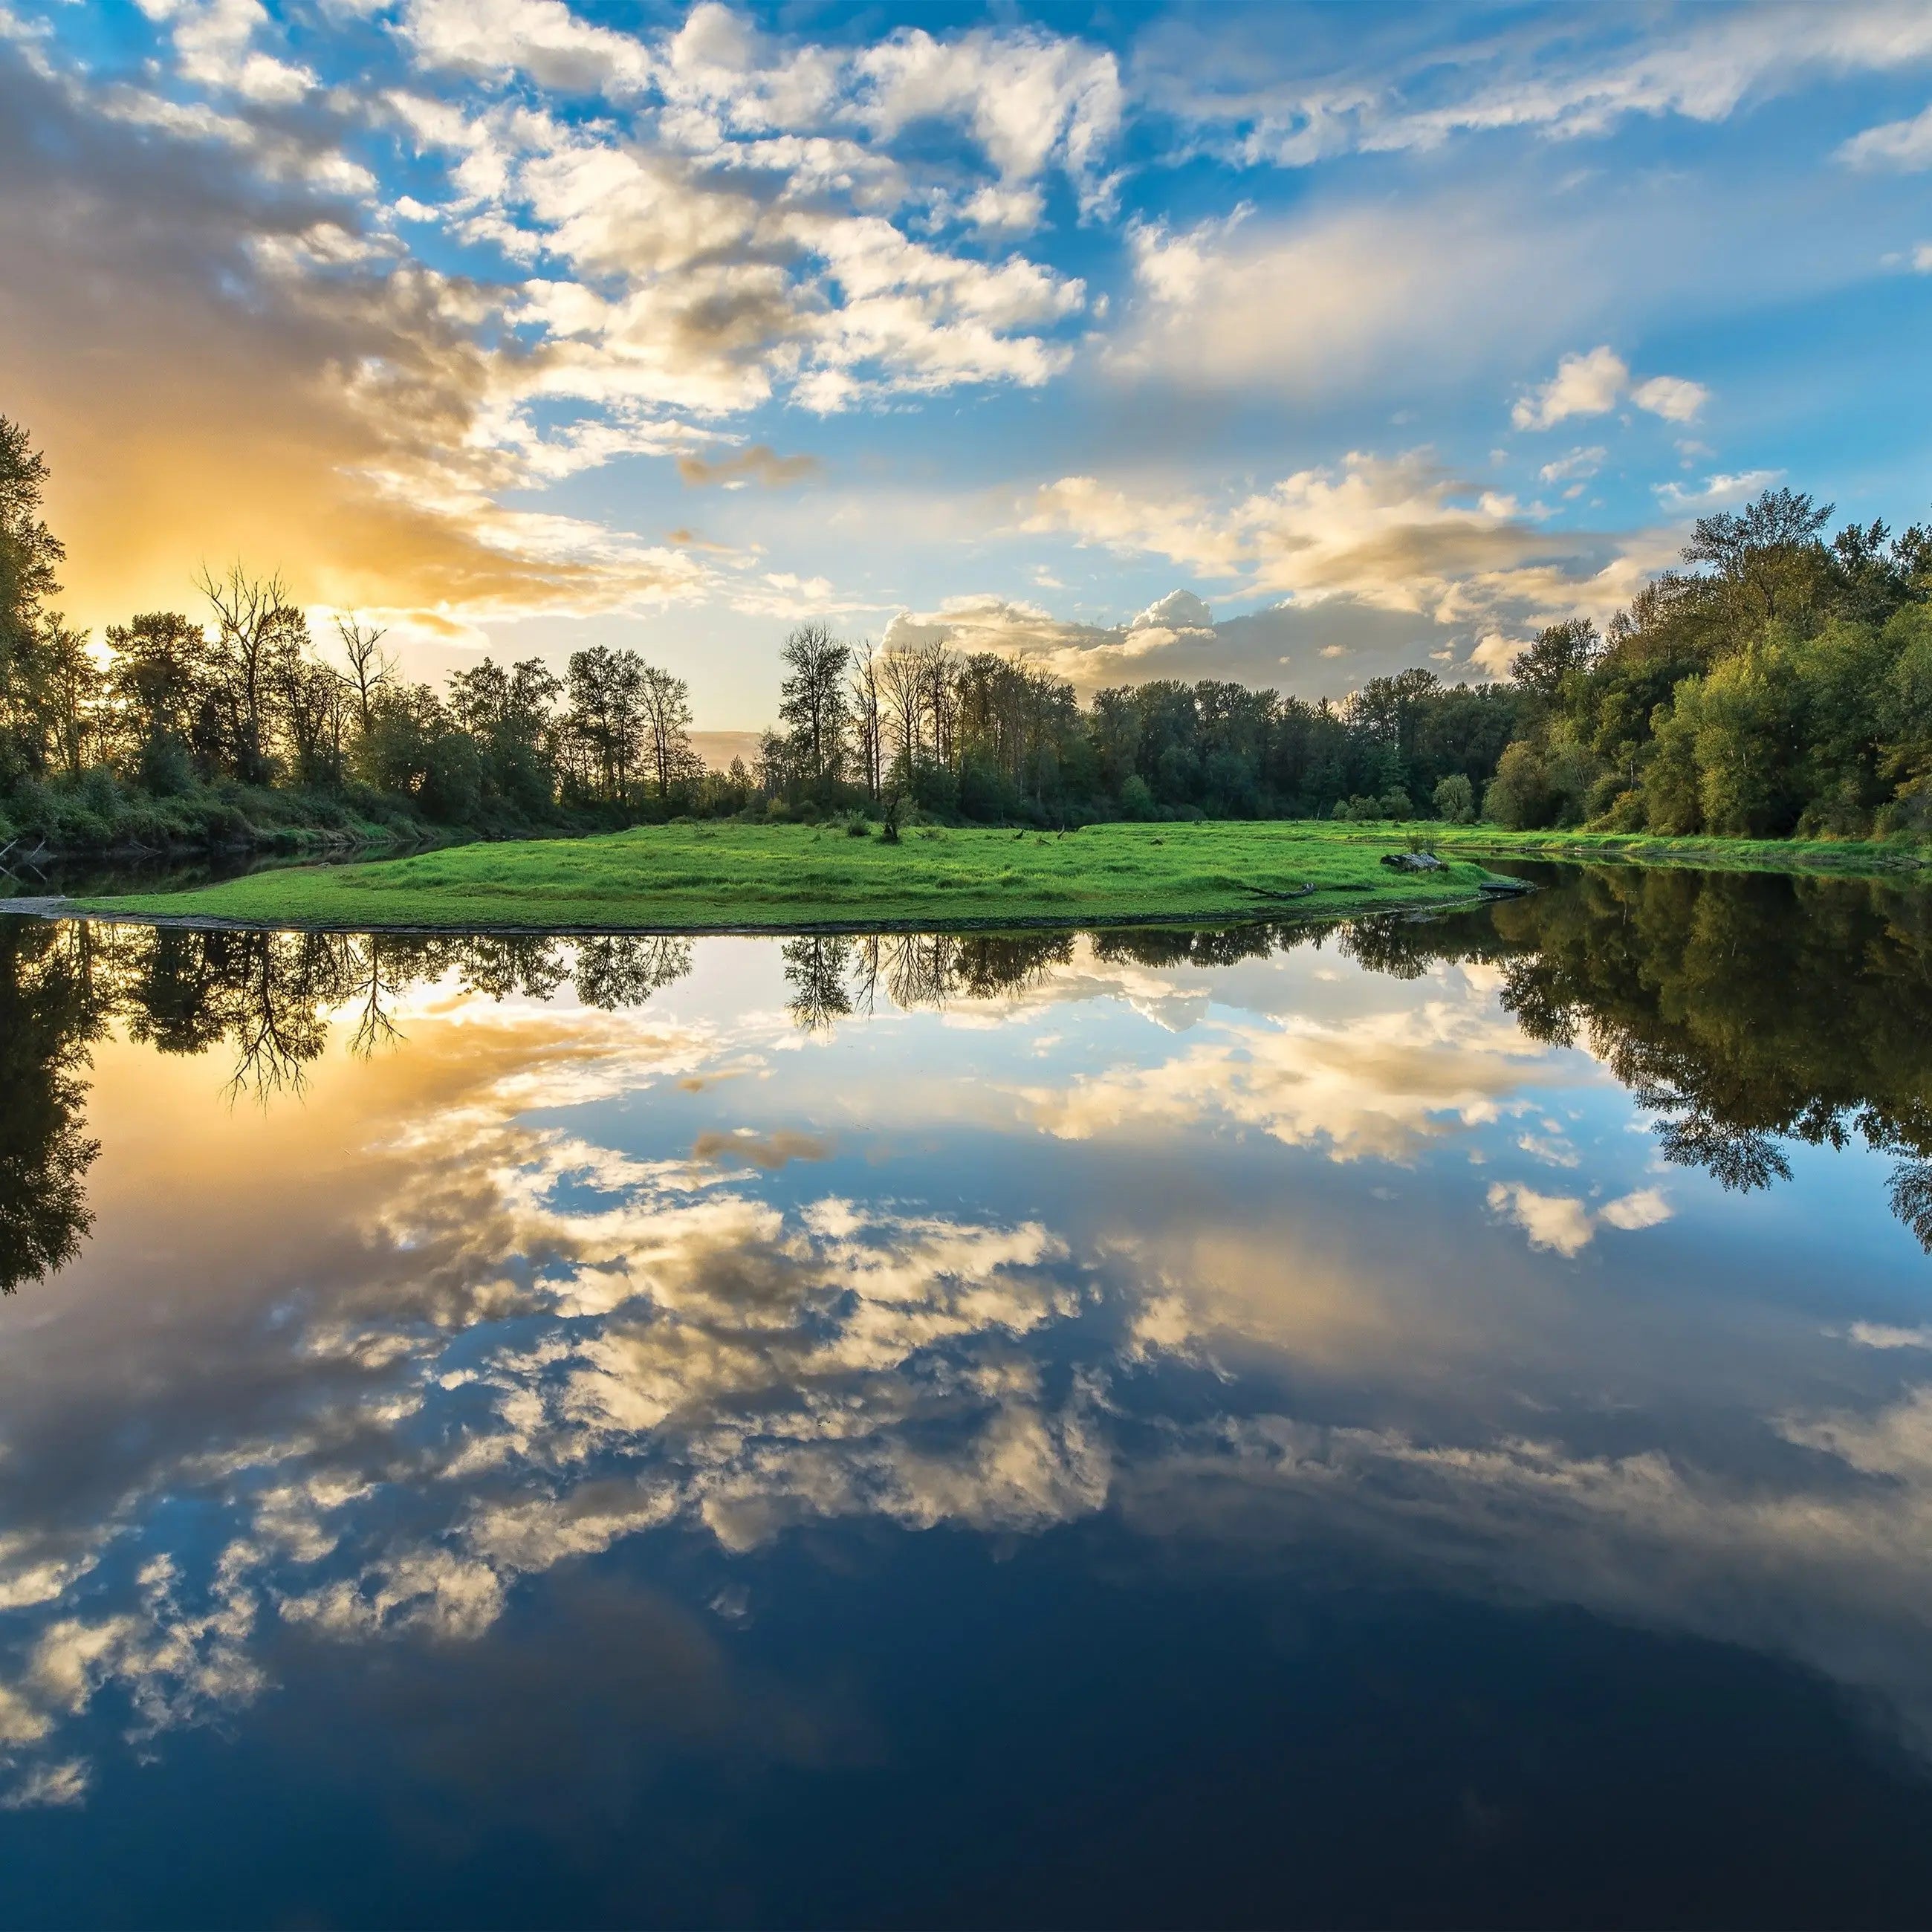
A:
0;921;103;1291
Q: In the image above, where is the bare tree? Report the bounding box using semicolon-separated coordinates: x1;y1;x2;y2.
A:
849;637;883;800
879;638;925;777
918;637;962;766
334;615;393;733
196;563;299;783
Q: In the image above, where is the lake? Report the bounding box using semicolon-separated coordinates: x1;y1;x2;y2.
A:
2;866;1931;1928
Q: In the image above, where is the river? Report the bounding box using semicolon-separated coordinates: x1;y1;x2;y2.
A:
1;866;1930;1927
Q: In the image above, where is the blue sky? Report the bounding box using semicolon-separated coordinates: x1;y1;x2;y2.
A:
3;0;1930;725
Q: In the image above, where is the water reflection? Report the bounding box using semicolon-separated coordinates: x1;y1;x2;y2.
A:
12;872;1931;1281
0;924;100;1294
0;871;1930;1910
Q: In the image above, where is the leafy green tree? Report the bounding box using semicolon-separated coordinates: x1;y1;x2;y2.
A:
1511;619;1601;706
1433;773;1475;822
778;623;851;801
564;646;646;805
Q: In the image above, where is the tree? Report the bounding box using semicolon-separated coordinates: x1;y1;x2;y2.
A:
849;638;884;800
0;415;66;780
778;622;849;798
196;563;302;784
1433;773;1476;823
1511;620;1601;706
0;922;103;1291
38;620;102;779
334;616;392;733
565;646;646;804
449;655;561;811
268;609;349;788
106;612;207;785
879;638;926;777
1683;487;1835;633
638;662;697;803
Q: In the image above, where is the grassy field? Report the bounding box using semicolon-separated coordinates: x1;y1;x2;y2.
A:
40;817;1928;934
61;823;1512;933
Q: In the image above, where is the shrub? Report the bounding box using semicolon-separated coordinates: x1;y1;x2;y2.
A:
1432;774;1476;823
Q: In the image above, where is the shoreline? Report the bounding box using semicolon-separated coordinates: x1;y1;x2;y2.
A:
0;881;1532;939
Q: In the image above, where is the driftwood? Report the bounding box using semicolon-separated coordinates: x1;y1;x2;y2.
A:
1240;882;1318;901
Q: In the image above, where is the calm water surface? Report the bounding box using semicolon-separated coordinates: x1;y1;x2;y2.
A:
3;867;1932;1928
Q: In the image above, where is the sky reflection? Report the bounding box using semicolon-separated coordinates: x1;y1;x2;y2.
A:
0;875;1930;1851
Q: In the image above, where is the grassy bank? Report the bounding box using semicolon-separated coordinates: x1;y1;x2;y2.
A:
59;823;1511;932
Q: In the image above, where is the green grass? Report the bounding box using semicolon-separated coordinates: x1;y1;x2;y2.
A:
55;817;1924;934
65;823;1512;933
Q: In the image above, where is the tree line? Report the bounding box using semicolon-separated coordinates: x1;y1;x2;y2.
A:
753;489;1931;839
1487;490;1932;837
758;620;1521;827
1;415;722;854
6;403;1931;856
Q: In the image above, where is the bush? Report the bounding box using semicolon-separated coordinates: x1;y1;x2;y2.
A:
79;766;120;819
138;734;197;797
1432;774;1476;823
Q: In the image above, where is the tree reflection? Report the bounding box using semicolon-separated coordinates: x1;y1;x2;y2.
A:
785;930;1079;1024
8;867;1932;1291
782;936;853;1031
574;936;693;1012
1450;869;1932;1246
0;921;104;1291
0;921;709;1285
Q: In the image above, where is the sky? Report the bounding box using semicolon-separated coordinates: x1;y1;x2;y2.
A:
1;0;1930;727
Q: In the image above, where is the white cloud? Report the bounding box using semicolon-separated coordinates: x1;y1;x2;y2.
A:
1654;468;1783;513
1488;1182;1597;1257
855;26;1124;215
1514;347;1708;430
136;0;316;105
1629;373;1710;422
1539;446;1607;484
0;1759;88;1810
1148;2;1932;168
1107;195;1618;403
1025;451;1593;628
396;0;655;93
1029;994;1558;1166
1848;1322;1932;1351
1598;1187;1673;1231
1130;589;1213;631
1488;1181;1673;1253
1838;101;1932;170
1513;346;1629;430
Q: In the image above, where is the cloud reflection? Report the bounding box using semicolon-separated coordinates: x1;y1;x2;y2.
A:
2;876;1932;1805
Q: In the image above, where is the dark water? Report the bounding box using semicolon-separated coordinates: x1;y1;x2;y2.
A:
4;868;1932;1929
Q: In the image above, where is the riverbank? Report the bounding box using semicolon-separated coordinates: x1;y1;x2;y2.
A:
36;823;1514;933
18;820;1926;936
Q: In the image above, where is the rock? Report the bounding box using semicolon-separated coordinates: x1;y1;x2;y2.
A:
1380;851;1448;872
